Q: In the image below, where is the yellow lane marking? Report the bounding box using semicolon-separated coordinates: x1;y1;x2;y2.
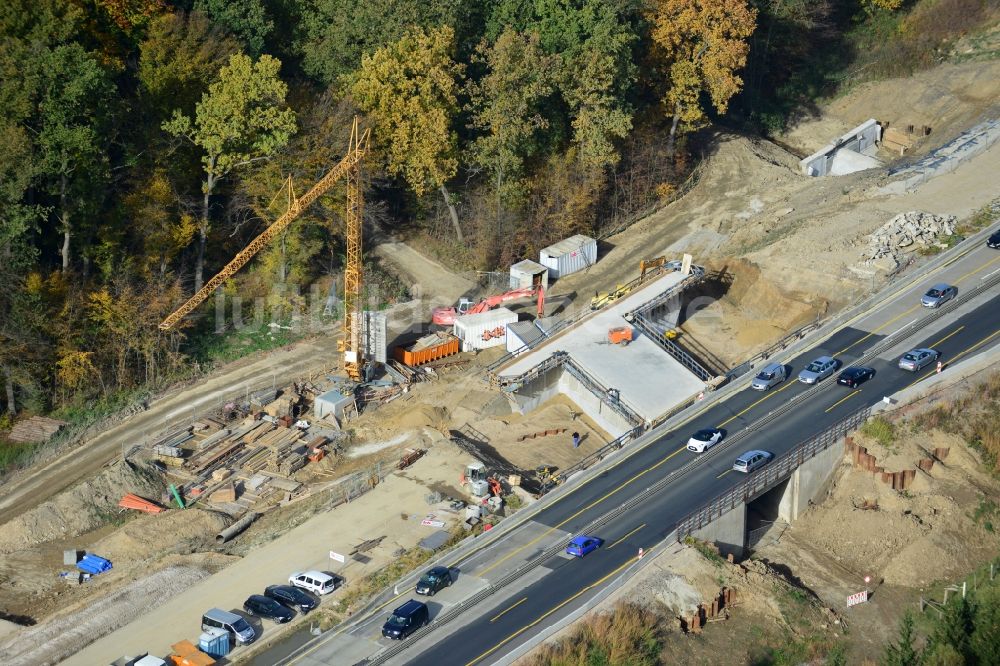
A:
716;379;797;429
836;254;1000;356
954;253;1000;284
474;445;686;577
929;325;965;348
465;548;646;665
716;469;732;479
836;305;920;355
313;426;692;645
490;597;527;623
825;389;860;413
903;328;1000;391
607;524;646;549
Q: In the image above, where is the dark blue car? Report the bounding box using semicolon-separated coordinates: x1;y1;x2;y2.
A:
566;535;602;558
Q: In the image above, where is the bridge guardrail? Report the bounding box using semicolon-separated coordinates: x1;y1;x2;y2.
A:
675;405;871;540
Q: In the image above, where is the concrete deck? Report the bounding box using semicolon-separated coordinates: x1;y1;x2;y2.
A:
498;271;706;423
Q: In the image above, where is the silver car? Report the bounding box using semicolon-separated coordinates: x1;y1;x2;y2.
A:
898;348;940;372
797;356;838;384
733;449;773;474
920;283;957;308
751;362;787;391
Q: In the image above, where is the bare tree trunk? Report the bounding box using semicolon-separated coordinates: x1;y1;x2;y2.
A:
2;366;15;417
667;111;681;157
196;169;216;293
494;168;504;264
440;183;463;243
59;172;70;272
279;232;286;283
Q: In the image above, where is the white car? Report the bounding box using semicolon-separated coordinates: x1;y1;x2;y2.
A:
686;428;723;453
289;570;339;595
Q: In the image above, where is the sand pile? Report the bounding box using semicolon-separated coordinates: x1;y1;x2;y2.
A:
395;405;449;431
681;258;824;364
91;509;227;565
0;461;164;554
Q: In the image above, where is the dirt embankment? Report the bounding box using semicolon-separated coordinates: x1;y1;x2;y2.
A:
0;461;163;555
534;544;848;666
545;58;1000;369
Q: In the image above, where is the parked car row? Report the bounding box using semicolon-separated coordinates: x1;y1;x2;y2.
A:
200;569;337;650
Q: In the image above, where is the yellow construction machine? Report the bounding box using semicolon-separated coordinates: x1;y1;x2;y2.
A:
590;284;631;310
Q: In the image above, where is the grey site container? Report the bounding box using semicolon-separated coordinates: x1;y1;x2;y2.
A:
509;259;549;292
539;234;597;279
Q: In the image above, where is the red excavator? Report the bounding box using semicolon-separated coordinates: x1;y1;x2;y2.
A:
432;286;544;326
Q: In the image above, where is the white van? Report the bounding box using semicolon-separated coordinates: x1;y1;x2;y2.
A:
289;570;339;595
202;608;256;644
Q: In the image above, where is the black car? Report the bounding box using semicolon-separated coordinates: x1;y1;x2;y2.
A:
265;584;318;613
988;230;1000;249
837;366;875;388
244;594;295;623
415;567;452;596
382;599;429;639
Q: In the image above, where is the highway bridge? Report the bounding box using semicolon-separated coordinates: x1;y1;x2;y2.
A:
267;228;1000;666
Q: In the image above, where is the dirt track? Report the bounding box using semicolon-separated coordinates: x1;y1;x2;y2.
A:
0;235;479;530
0;336;340;527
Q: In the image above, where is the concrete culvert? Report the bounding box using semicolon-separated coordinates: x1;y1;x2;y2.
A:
216;512;258;543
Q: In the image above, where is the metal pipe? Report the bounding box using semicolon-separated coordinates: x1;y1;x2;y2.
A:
216;512;258;543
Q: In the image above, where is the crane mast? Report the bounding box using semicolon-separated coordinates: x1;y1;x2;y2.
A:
342;120;365;380
158;119;370;380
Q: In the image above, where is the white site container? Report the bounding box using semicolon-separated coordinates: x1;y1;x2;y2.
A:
539;234;597;279
506;320;544;355
453;308;518;351
509;259;549;292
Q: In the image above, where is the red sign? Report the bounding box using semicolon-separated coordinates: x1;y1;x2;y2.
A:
847;590;869;607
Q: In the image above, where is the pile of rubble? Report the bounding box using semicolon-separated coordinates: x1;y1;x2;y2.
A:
860;211;956;270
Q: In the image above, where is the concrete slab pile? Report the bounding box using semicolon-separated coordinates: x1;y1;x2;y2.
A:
859;210;956;271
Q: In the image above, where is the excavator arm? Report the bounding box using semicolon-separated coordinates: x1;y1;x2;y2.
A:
433;286;544;325
159;126;370;331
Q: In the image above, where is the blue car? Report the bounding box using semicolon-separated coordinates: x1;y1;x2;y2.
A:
566;536;602;558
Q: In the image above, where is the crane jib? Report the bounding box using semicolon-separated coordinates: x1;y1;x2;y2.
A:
158;125;370;331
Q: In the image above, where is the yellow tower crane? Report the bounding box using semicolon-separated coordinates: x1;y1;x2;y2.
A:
158;119;371;380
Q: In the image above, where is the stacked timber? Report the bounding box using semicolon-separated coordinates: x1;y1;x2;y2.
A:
210;481;237;503
192;417;225;433
265;442;307;475
7;416;68;443
881;123;931;156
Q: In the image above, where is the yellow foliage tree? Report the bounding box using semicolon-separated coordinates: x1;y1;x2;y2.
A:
56;350;101;402
123;170;197;278
648;0;757;152
352;26;466;241
866;0;904;11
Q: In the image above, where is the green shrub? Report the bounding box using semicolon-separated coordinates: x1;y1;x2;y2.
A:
862;416;897;448
684;535;725;567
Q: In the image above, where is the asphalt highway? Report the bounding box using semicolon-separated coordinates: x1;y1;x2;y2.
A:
281;237;1000;666
405;290;999;666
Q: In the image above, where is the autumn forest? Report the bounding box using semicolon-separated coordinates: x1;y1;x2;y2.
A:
0;0;924;438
